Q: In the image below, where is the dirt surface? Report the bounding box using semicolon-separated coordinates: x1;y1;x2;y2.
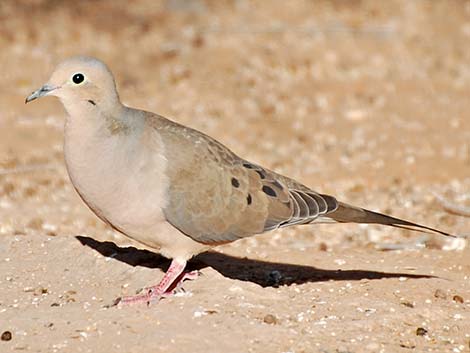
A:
1;1;470;352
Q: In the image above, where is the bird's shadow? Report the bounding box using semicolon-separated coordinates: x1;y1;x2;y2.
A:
75;235;435;287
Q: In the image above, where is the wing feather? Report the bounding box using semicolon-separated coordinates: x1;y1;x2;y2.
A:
151;114;338;244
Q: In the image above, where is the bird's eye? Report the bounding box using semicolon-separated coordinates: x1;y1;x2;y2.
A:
72;73;85;84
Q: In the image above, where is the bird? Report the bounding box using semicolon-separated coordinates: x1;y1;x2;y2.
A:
25;56;455;305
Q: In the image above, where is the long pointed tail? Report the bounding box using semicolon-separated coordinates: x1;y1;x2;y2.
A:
328;201;456;238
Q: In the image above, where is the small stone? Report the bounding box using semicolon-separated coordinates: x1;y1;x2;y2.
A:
204;309;218;315
1;331;12;341
434;289;447;299
263;314;278;325
452;295;464;304
34;287;48;296
416;327;428;336
344;109;367;121
266;270;283;287
401;301;414;308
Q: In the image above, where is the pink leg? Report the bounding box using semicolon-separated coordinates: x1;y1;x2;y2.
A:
115;259;187;306
161;270;201;295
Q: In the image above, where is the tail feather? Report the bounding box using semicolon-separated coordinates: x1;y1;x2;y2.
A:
329;202;456;238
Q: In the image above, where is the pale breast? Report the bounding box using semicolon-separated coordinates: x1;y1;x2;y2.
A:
64;117;169;242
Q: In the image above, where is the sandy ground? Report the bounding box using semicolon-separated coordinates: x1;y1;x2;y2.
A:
1;0;470;352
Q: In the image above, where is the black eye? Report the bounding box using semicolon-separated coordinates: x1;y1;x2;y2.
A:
72;73;85;84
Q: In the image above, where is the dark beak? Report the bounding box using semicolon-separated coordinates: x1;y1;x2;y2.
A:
25;84;57;104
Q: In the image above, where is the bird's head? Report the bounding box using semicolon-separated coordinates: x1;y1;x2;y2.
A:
26;56;121;115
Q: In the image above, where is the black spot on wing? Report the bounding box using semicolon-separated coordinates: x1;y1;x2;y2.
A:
262;185;277;197
231;177;240;188
241;162;270;181
247;194;252;205
255;169;266;179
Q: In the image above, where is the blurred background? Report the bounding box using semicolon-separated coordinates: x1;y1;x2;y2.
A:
1;2;470;352
0;0;469;248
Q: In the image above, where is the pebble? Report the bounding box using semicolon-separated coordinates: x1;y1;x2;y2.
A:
400;301;414;308
266;270;283;286
1;331;12;341
263;314;278;325
416;327;428;336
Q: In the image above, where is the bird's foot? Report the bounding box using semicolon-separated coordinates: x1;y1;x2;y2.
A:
146;269;201;297
112;260;200;307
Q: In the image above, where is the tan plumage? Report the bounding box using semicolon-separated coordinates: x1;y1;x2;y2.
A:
25;56;455;305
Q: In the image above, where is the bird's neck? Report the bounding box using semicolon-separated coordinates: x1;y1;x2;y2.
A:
62;101;147;177
62;97;137;135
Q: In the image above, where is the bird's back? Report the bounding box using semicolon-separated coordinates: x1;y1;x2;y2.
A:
148;114;338;244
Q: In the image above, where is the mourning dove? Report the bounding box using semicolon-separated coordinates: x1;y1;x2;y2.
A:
25;56;455;305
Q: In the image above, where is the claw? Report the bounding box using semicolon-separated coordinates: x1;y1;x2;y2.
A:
113;260;201;307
